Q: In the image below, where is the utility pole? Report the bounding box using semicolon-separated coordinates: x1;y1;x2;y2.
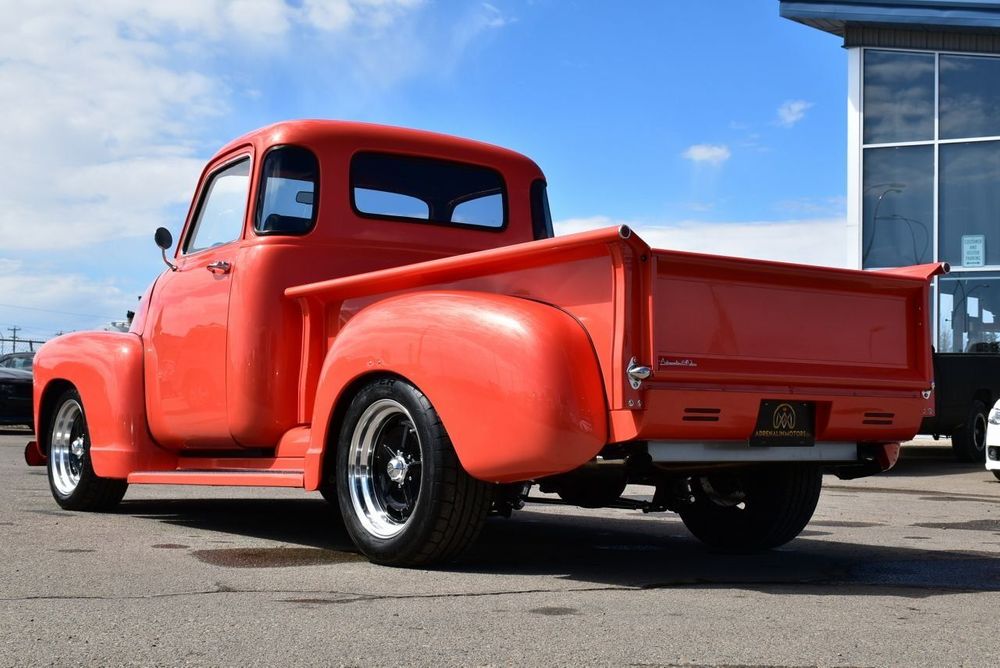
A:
8;326;19;353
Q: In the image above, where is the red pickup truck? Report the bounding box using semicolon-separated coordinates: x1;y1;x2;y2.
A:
27;121;944;566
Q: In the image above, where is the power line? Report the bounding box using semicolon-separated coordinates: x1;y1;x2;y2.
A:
0;302;119;320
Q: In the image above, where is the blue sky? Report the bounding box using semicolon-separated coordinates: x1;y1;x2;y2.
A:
0;1;849;341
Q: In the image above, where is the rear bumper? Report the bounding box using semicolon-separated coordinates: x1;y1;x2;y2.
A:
649;440;857;463
622;386;932;444
649;440;901;479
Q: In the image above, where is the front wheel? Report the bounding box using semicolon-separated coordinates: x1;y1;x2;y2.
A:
992;470;1000;481
47;388;127;511
952;400;988;462
677;464;822;553
336;377;493;567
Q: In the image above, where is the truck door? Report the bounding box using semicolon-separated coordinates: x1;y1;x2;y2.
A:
143;153;252;450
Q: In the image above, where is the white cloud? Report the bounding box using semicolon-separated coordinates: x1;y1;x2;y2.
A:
777;99;813;127
226;0;293;38
554;216;851;268
0;259;131;334
0;0;446;334
301;0;423;32
449;2;513;60
0;0;438;254
682;144;731;166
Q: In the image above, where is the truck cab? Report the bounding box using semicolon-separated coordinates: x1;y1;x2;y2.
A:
137;122;552;452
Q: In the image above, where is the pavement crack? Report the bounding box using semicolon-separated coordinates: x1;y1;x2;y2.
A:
824;485;1000;503
0;584;636;604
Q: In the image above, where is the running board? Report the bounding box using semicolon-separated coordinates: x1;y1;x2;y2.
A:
127;469;304;488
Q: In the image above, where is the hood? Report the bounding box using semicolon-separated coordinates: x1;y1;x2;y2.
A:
0;367;32;382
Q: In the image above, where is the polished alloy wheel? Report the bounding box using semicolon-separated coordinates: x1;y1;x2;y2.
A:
50;399;85;497
347;398;423;539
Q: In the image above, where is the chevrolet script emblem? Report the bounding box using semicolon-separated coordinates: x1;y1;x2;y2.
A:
772;403;796;431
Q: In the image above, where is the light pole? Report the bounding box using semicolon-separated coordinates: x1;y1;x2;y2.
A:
862;183;906;266
950;282;990;352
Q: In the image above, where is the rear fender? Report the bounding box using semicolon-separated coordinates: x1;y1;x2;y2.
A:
33;332;173;478
305;291;609;488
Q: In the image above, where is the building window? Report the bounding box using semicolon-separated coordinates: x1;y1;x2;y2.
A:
939;54;1000;140
939;140;1000;268
863;50;935;144
858;48;1000;348
862;145;933;268
938;274;1000;353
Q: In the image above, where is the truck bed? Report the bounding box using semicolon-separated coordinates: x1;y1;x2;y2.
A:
287;226;943;450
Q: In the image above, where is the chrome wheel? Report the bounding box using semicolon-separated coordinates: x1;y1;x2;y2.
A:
346;398;423;539
50;399;85;497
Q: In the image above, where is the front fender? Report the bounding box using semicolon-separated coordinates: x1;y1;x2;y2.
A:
33;332;172;478
305;291;609;488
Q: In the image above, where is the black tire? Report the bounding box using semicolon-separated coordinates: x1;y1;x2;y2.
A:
318;483;340;507
952;400;988;462
992;471;1000;481
677;464;822;553
336;377;493;567
46;388;127;511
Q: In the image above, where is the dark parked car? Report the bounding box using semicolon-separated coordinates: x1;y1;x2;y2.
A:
0;367;33;429
0;351;34;371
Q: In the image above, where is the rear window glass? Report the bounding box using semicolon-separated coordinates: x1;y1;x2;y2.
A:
351;152;506;229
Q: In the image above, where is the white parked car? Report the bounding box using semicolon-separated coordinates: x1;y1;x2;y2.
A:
986;400;1000;480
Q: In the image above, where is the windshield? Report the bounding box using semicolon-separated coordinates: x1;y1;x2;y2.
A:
1;355;33;370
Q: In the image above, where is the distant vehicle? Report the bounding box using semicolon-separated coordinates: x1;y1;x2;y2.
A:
985;400;1000;481
0;352;34;372
918;353;1000;462
0;367;33;429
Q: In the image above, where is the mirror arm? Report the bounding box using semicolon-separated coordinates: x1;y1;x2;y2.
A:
161;248;178;272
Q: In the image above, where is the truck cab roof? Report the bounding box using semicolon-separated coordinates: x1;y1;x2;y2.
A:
178;120;550;259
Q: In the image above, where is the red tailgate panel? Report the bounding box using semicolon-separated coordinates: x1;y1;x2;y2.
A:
650;251;939;391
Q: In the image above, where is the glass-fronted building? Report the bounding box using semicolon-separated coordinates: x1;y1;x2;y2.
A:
781;0;1000;353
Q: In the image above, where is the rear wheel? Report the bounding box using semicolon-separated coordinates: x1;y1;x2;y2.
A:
47;389;127;511
677;464;822;553
952;400;988;462
336;378;493;566
993;471;1000;481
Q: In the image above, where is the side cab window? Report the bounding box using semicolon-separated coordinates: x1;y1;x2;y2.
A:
255;146;319;235
184;157;252;254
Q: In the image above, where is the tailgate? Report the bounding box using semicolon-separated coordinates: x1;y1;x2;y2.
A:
650;250;945;392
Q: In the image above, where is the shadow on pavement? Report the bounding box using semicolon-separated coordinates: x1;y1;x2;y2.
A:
882;444;984;478
117;495;1000;598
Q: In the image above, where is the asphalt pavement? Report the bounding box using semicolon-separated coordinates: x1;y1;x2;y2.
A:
1;429;998;667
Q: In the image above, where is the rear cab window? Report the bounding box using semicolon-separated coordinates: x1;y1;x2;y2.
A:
350;152;507;230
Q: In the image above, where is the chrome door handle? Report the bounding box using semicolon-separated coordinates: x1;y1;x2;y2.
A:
206;261;231;274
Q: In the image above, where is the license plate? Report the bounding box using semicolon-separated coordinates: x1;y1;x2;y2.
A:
749;400;815;447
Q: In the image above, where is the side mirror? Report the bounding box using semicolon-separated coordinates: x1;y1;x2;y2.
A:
154;227;173;250
154;227;177;271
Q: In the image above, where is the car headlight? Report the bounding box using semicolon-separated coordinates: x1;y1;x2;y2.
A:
990;408;1000;425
